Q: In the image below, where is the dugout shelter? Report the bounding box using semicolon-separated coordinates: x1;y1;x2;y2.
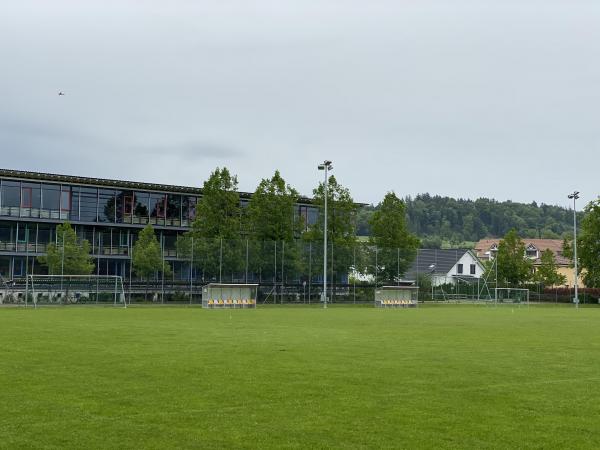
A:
375;285;419;308
202;283;258;308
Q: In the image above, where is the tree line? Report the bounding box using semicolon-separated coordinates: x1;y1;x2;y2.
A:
38;168;419;291
35;167;600;292
357;194;583;245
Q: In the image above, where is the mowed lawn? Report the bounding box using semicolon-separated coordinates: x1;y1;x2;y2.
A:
1;306;599;449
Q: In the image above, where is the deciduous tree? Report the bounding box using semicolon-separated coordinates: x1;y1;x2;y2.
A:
247;170;301;285
533;249;566;287
192;167;241;239
183;167;243;281
578;199;600;287
496;229;532;286
369;192;419;282
38;221;94;275
247;170;299;242
132;224;171;299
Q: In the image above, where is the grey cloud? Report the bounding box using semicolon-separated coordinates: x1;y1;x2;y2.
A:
138;142;244;160
0;1;599;208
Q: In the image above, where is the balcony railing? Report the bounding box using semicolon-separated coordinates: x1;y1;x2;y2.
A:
0;207;69;220
1;207;190;228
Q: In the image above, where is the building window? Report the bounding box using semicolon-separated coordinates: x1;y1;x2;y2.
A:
70;187;80;221
1;181;21;215
457;264;463;274
98;189;116;223
132;192;149;224
60;190;71;212
150;194;166;220
21;187;32;208
166;194;181;224
116;191;134;223
189;199;196;221
124;195;133;215
21;183;41;218
470;264;476;275
526;246;538;259
79;187;98;222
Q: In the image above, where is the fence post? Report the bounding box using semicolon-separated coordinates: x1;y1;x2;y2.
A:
353;245;356;304
190;237;194;305
161;235;165;304
96;233;100;303
375;245;378;291
129;232;133;304
219;238;223;284
308;242;312;304
60;230;65;298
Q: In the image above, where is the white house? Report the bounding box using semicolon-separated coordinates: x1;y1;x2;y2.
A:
404;248;486;286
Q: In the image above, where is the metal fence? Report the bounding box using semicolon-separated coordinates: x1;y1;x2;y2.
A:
3;238;597;306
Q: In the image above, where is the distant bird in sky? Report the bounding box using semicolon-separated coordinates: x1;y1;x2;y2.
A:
58;91;65;96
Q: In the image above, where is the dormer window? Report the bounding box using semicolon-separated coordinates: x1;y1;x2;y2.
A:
526;244;538;259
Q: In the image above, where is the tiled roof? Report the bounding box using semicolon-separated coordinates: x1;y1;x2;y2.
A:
404;248;476;279
474;238;569;266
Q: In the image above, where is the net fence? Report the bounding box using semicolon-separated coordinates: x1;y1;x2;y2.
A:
3;239;595;305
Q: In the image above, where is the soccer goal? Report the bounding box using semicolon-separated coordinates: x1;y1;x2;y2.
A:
494;288;529;306
26;275;127;308
375;286;419;308
202;283;258;308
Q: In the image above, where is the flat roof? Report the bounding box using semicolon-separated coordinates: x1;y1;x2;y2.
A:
378;285;419;290
0;168;319;204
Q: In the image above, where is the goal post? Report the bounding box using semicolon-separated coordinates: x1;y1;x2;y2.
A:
26;275;127;308
494;288;529;306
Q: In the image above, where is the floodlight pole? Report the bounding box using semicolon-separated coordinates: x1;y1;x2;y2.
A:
495;254;498;305
318;160;332;309
568;191;580;308
60;230;65;295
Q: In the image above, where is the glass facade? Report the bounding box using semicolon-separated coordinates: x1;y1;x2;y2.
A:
98;189;115;223
0;175;320;281
0;178;219;228
42;183;61;218
1;181;20;216
79;187;98;222
149;193;166;226
133;191;150;224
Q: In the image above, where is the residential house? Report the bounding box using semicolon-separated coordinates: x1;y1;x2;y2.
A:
404;248;486;286
473;238;579;287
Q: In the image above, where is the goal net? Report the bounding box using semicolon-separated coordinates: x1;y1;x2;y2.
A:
26;275;127;308
494;288;529;306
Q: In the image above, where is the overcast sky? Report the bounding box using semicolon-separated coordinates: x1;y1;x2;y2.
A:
1;1;598;208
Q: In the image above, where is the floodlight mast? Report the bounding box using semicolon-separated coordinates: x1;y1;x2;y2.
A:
568;191;580;308
318;160;333;308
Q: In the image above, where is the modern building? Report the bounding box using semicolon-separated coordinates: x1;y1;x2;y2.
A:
0;168;320;282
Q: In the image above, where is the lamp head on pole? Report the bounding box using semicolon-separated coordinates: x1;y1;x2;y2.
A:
568;191;580;200
318;160;333;171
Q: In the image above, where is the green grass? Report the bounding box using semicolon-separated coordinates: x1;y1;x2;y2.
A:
1;305;600;449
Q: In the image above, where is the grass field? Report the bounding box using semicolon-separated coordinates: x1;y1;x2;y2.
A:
1;305;599;449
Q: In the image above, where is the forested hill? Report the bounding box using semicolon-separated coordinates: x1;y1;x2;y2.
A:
356;194;579;245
